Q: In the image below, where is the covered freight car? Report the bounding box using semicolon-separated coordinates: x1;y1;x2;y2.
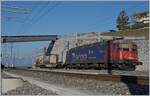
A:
65;40;142;70
34;54;58;68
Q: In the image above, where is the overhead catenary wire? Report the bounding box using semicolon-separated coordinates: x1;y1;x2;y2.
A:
2;5;31;12
1;5;31;14
17;2;49;34
1;4;32;27
2;16;28;23
26;1;62;33
19;1;62;34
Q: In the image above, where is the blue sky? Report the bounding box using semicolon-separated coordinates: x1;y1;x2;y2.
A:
1;1;149;66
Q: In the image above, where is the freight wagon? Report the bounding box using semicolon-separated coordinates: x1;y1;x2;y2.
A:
65;40;142;70
34;54;58;68
34;55;44;68
43;54;58;67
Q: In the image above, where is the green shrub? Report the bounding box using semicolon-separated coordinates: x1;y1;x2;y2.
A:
131;23;149;29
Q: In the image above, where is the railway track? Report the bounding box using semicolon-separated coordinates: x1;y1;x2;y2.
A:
6;68;149;85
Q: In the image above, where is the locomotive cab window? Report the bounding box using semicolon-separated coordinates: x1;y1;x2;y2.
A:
122;48;129;51
119;44;129;51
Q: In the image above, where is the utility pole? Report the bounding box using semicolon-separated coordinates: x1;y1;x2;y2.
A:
61;51;63;64
76;32;78;47
3;43;7;66
98;32;101;42
67;40;69;51
13;54;15;68
10;43;13;67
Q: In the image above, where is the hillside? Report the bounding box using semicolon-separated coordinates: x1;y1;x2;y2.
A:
101;27;149;39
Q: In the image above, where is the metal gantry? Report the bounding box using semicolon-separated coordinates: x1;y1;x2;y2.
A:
1;35;58;43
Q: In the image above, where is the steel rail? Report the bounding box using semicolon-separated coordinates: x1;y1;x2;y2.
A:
10;68;149;85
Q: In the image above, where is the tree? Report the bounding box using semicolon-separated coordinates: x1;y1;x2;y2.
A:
116;10;130;30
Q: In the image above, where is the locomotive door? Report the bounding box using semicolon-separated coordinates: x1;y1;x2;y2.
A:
107;40;112;73
104;40;111;69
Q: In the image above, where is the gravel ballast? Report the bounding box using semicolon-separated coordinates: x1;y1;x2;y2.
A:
1;72;57;95
5;69;149;95
3;81;57;95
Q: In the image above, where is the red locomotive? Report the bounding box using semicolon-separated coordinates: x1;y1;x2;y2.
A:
65;39;142;70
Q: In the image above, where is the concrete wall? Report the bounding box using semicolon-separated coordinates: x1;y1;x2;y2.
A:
132;40;149;72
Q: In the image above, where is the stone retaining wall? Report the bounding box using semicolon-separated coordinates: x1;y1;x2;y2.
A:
131;40;149;72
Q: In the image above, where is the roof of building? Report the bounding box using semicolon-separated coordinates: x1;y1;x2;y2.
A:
134;11;149;17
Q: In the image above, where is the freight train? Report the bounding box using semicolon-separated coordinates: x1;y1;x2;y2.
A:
34;39;142;71
64;40;142;70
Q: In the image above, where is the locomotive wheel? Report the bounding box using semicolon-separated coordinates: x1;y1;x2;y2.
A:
119;64;136;71
128;65;136;71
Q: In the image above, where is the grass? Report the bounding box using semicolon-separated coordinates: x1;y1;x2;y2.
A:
101;27;149;40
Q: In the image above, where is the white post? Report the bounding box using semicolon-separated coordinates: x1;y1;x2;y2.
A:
76;32;78;47
98;32;101;42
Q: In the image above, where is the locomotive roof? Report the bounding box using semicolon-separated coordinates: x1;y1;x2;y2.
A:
69;41;107;51
68;40;136;51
